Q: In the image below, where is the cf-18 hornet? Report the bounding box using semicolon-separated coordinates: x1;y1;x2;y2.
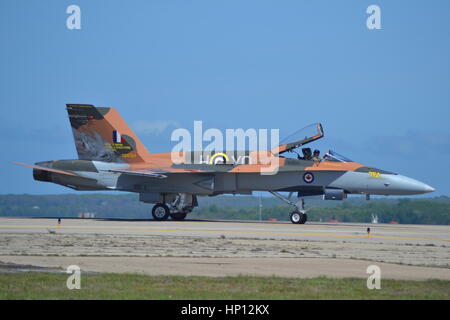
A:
14;104;435;224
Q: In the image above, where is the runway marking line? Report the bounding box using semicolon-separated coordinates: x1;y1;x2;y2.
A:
0;224;449;243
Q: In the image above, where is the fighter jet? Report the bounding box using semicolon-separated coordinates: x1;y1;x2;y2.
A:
13;104;435;224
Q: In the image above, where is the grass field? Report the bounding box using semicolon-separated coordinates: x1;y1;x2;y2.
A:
0;272;449;299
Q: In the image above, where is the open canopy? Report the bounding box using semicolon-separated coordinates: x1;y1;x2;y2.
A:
272;123;324;155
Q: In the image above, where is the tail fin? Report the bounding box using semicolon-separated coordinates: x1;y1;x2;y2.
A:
66;104;150;163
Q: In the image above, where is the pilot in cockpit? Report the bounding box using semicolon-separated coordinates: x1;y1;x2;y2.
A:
312;149;321;162
302;148;312;160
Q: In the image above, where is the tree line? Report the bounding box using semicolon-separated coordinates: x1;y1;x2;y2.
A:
0;194;449;225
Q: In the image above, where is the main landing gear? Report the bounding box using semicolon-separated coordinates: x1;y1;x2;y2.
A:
152;203;170;221
151;193;194;221
269;191;308;224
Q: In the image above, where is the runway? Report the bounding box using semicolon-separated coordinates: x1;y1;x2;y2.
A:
0;217;449;244
0;218;449;280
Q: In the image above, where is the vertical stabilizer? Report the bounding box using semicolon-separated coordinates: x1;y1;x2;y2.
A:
66;104;149;163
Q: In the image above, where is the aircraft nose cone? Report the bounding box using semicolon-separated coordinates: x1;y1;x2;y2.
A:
389;175;435;195
423;184;435;193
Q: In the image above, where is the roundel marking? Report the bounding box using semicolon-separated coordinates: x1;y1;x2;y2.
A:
210;152;229;165
303;172;314;183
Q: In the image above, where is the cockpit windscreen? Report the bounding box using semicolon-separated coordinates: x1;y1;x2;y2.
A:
323;150;353;162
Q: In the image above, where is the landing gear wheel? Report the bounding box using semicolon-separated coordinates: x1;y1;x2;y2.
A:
300;213;307;224
171;212;187;221
290;211;307;224
290;211;301;224
152;203;170;221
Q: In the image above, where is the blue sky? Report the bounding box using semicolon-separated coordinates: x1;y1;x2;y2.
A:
0;0;449;195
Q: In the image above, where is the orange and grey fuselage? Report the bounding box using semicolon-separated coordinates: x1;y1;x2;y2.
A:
13;104;435;224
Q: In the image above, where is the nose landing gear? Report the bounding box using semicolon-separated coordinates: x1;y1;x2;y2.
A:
270;191;308;224
289;210;307;224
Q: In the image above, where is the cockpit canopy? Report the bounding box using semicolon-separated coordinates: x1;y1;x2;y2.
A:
273;124;354;163
273;123;324;155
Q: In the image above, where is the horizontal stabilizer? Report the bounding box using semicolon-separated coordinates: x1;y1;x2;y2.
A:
11;162;76;176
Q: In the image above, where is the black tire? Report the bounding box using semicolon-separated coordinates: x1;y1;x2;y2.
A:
300;213;307;224
290;211;307;224
152;203;170;221
171;212;187;221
